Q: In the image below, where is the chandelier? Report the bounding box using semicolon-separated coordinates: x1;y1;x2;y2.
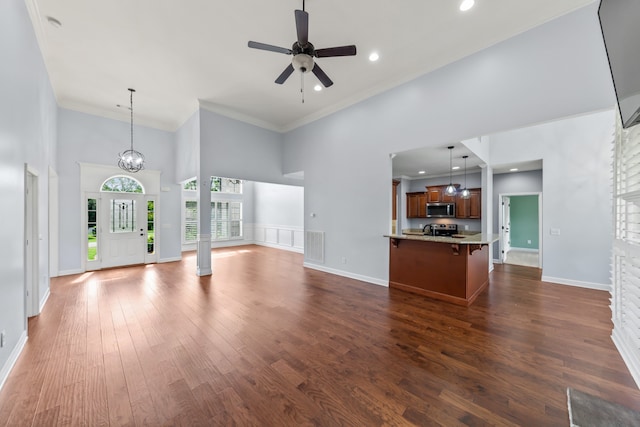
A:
117;88;145;173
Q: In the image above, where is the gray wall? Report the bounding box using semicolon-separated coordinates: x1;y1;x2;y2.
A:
0;0;57;378
490;109;614;286
57;109;181;272
493;170;543;259
199;108;301;186
283;3;615;284
175;111;199;184
253;182;304;227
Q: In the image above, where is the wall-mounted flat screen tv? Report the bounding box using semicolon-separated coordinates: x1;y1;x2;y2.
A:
598;0;640;129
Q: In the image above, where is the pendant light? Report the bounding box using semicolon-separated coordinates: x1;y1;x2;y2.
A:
117;88;145;173
460;155;470;199
444;146;457;196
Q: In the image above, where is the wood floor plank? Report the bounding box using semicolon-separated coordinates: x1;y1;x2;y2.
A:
1;246;640;425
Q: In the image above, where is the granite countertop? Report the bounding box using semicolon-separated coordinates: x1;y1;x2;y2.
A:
384;233;500;245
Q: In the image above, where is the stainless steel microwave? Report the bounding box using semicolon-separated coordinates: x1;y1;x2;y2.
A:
426;203;455;218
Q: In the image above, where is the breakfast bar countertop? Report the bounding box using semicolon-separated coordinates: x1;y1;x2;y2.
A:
383;233;500;245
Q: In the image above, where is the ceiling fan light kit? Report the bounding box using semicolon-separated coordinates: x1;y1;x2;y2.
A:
248;0;356;98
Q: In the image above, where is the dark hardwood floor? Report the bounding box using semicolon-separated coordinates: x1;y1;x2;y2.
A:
1;245;638;426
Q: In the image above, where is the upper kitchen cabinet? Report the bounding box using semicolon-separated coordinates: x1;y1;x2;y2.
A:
427;185;458;203
406;192;427;218
456;188;481;219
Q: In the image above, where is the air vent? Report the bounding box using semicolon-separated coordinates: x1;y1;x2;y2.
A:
304;231;324;263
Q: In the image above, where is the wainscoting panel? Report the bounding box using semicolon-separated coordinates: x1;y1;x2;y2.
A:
251;224;304;254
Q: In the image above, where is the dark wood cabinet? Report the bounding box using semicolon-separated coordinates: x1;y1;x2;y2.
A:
392;180;400;220
406;192;427;218
456;188;481;219
427;185;458;203
427;187;442;203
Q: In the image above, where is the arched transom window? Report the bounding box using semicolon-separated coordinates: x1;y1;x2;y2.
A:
101;175;145;193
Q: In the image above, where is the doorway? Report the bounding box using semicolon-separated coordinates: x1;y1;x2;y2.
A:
83;171;158;271
499;193;542;268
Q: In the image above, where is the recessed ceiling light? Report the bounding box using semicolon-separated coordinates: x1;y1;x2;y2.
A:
369;52;379;62
459;0;475;12
46;16;62;28
452;166;461;170
510;168;519;172
418;170;426;174
314;84;322;92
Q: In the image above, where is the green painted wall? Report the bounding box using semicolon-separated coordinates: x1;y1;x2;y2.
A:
510;195;539;249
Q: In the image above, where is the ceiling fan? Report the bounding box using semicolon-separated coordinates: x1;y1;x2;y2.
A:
248;0;356;90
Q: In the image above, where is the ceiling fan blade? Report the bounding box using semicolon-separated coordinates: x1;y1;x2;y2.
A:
248;41;292;55
312;63;333;88
295;10;309;46
315;45;357;58
275;64;295;84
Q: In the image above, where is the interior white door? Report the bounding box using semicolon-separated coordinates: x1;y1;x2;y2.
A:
100;193;146;268
502;196;511;263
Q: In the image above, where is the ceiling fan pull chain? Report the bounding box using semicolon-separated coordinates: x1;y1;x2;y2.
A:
301;72;305;103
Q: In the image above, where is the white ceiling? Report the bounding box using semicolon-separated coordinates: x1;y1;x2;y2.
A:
26;0;595;132
392;144;543;179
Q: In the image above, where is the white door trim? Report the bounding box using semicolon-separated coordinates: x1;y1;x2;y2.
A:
79;163;161;272
25;165;39;319
498;192;543;268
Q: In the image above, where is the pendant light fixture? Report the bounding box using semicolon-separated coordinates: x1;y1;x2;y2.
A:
460;155;470;199
444;146;457;196
117;88;145;173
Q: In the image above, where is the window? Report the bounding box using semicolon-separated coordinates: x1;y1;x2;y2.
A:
147;200;155;254
183;179;197;190
211;177;242;194
211;201;243;240
182;176;244;245
110;199;136;233
184;200;198;243
101;176;144;193
87;198;97;261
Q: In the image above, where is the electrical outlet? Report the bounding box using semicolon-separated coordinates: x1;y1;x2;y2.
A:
464;225;469;230
527;240;532;244
341;257;347;264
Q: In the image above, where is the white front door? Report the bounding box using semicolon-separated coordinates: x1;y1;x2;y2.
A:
100;193;147;268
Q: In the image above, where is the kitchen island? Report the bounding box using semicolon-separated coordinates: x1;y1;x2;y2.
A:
384;233;499;306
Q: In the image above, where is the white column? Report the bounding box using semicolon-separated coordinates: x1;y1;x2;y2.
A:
196;233;212;276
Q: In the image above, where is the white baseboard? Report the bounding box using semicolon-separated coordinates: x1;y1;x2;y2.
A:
492;258;503;264
159;256;182;263
39;288;50;313
58;268;84;277
255;241;303;254
0;331;28;392
541;275;610;291
303;262;388;287
508;247;539;253
612;327;640;389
